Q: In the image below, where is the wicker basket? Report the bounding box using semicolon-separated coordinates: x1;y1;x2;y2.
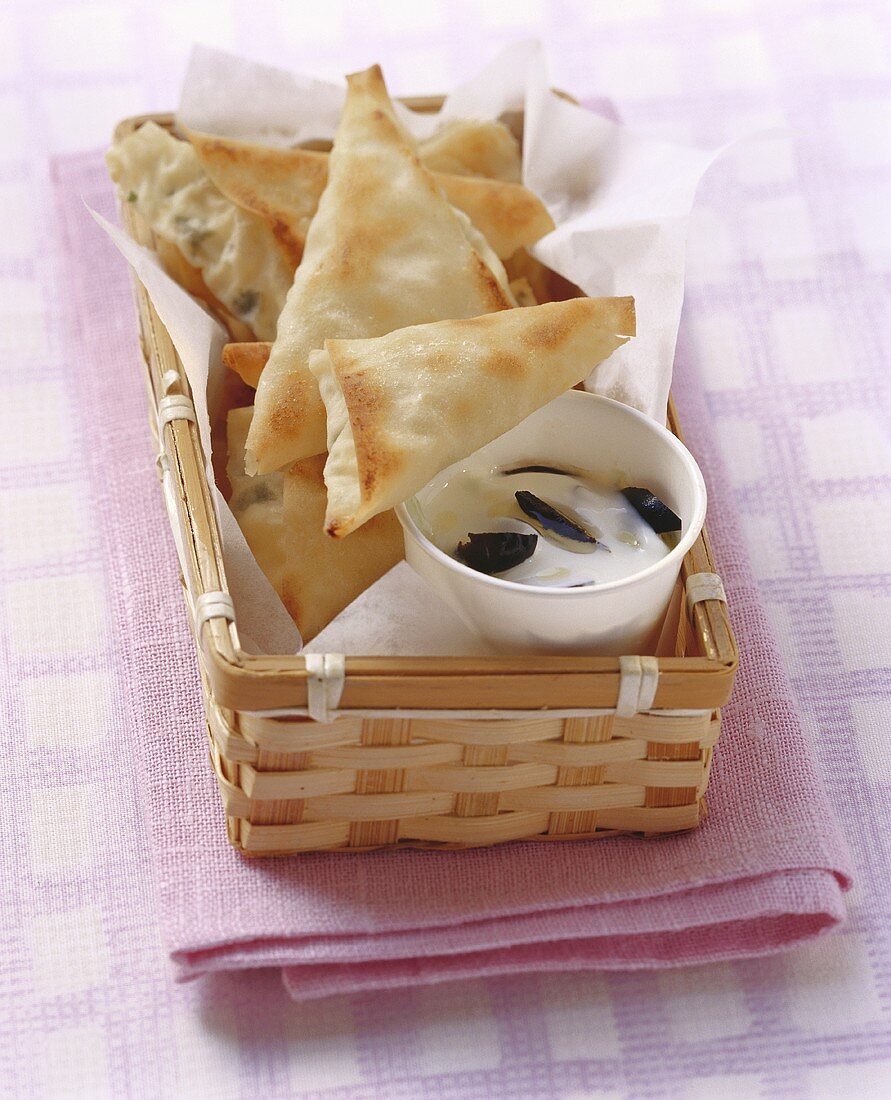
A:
115;103;737;857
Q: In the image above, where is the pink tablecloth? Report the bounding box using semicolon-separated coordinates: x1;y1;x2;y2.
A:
4;2;891;1096
55;146;852;1001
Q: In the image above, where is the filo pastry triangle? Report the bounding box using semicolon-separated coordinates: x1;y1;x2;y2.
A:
226;407;287;592
245;64;515;475
106;121;294;340
227;407;403;642
186;130;552;265
416;118;522;181
220;267;541;389
311;296;636;539
280;456;403;642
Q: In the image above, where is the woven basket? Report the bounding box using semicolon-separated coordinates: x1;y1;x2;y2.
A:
115;103;737;857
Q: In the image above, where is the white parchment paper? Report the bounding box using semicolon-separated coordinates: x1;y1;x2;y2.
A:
98;42;723;655
90;212;301;654
303;563;495;657
178;40;722;419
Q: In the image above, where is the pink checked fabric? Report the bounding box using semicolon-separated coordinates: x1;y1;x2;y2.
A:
4;2;891;1097
57;146;852;997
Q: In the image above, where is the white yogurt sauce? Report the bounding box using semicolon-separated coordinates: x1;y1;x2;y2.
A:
414;460;673;588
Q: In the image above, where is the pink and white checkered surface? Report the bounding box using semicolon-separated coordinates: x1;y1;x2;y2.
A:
2;1;890;1096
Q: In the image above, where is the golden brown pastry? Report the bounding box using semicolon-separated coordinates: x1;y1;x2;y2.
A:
312;297;636;537
187;130;552;265
246;64;515;474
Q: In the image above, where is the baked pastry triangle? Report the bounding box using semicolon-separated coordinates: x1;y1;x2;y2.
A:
245;64;515;473
311;296;636;537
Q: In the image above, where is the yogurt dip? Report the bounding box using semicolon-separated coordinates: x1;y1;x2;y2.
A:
396;390;707;654
413;459;676;590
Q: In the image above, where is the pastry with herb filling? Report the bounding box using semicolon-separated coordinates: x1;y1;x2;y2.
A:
106;122;293;340
226;406;287;591
227;406;402;642
246;63;517;474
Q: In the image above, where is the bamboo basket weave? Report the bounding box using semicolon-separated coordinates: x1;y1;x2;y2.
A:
115;102;737;857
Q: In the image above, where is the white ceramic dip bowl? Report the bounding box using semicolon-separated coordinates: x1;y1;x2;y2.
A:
395;390;707;655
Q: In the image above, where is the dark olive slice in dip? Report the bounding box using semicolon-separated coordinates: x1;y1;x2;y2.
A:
620;487;682;534
455;532;538;575
514;490;603;553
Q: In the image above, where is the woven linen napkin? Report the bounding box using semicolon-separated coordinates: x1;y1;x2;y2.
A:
55;148;852;1003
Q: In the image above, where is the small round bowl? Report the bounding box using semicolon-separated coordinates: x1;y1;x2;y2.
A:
395;390;707;655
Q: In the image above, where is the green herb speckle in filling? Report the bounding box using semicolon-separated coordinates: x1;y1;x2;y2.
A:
173;214;212;252
233;289;260;317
